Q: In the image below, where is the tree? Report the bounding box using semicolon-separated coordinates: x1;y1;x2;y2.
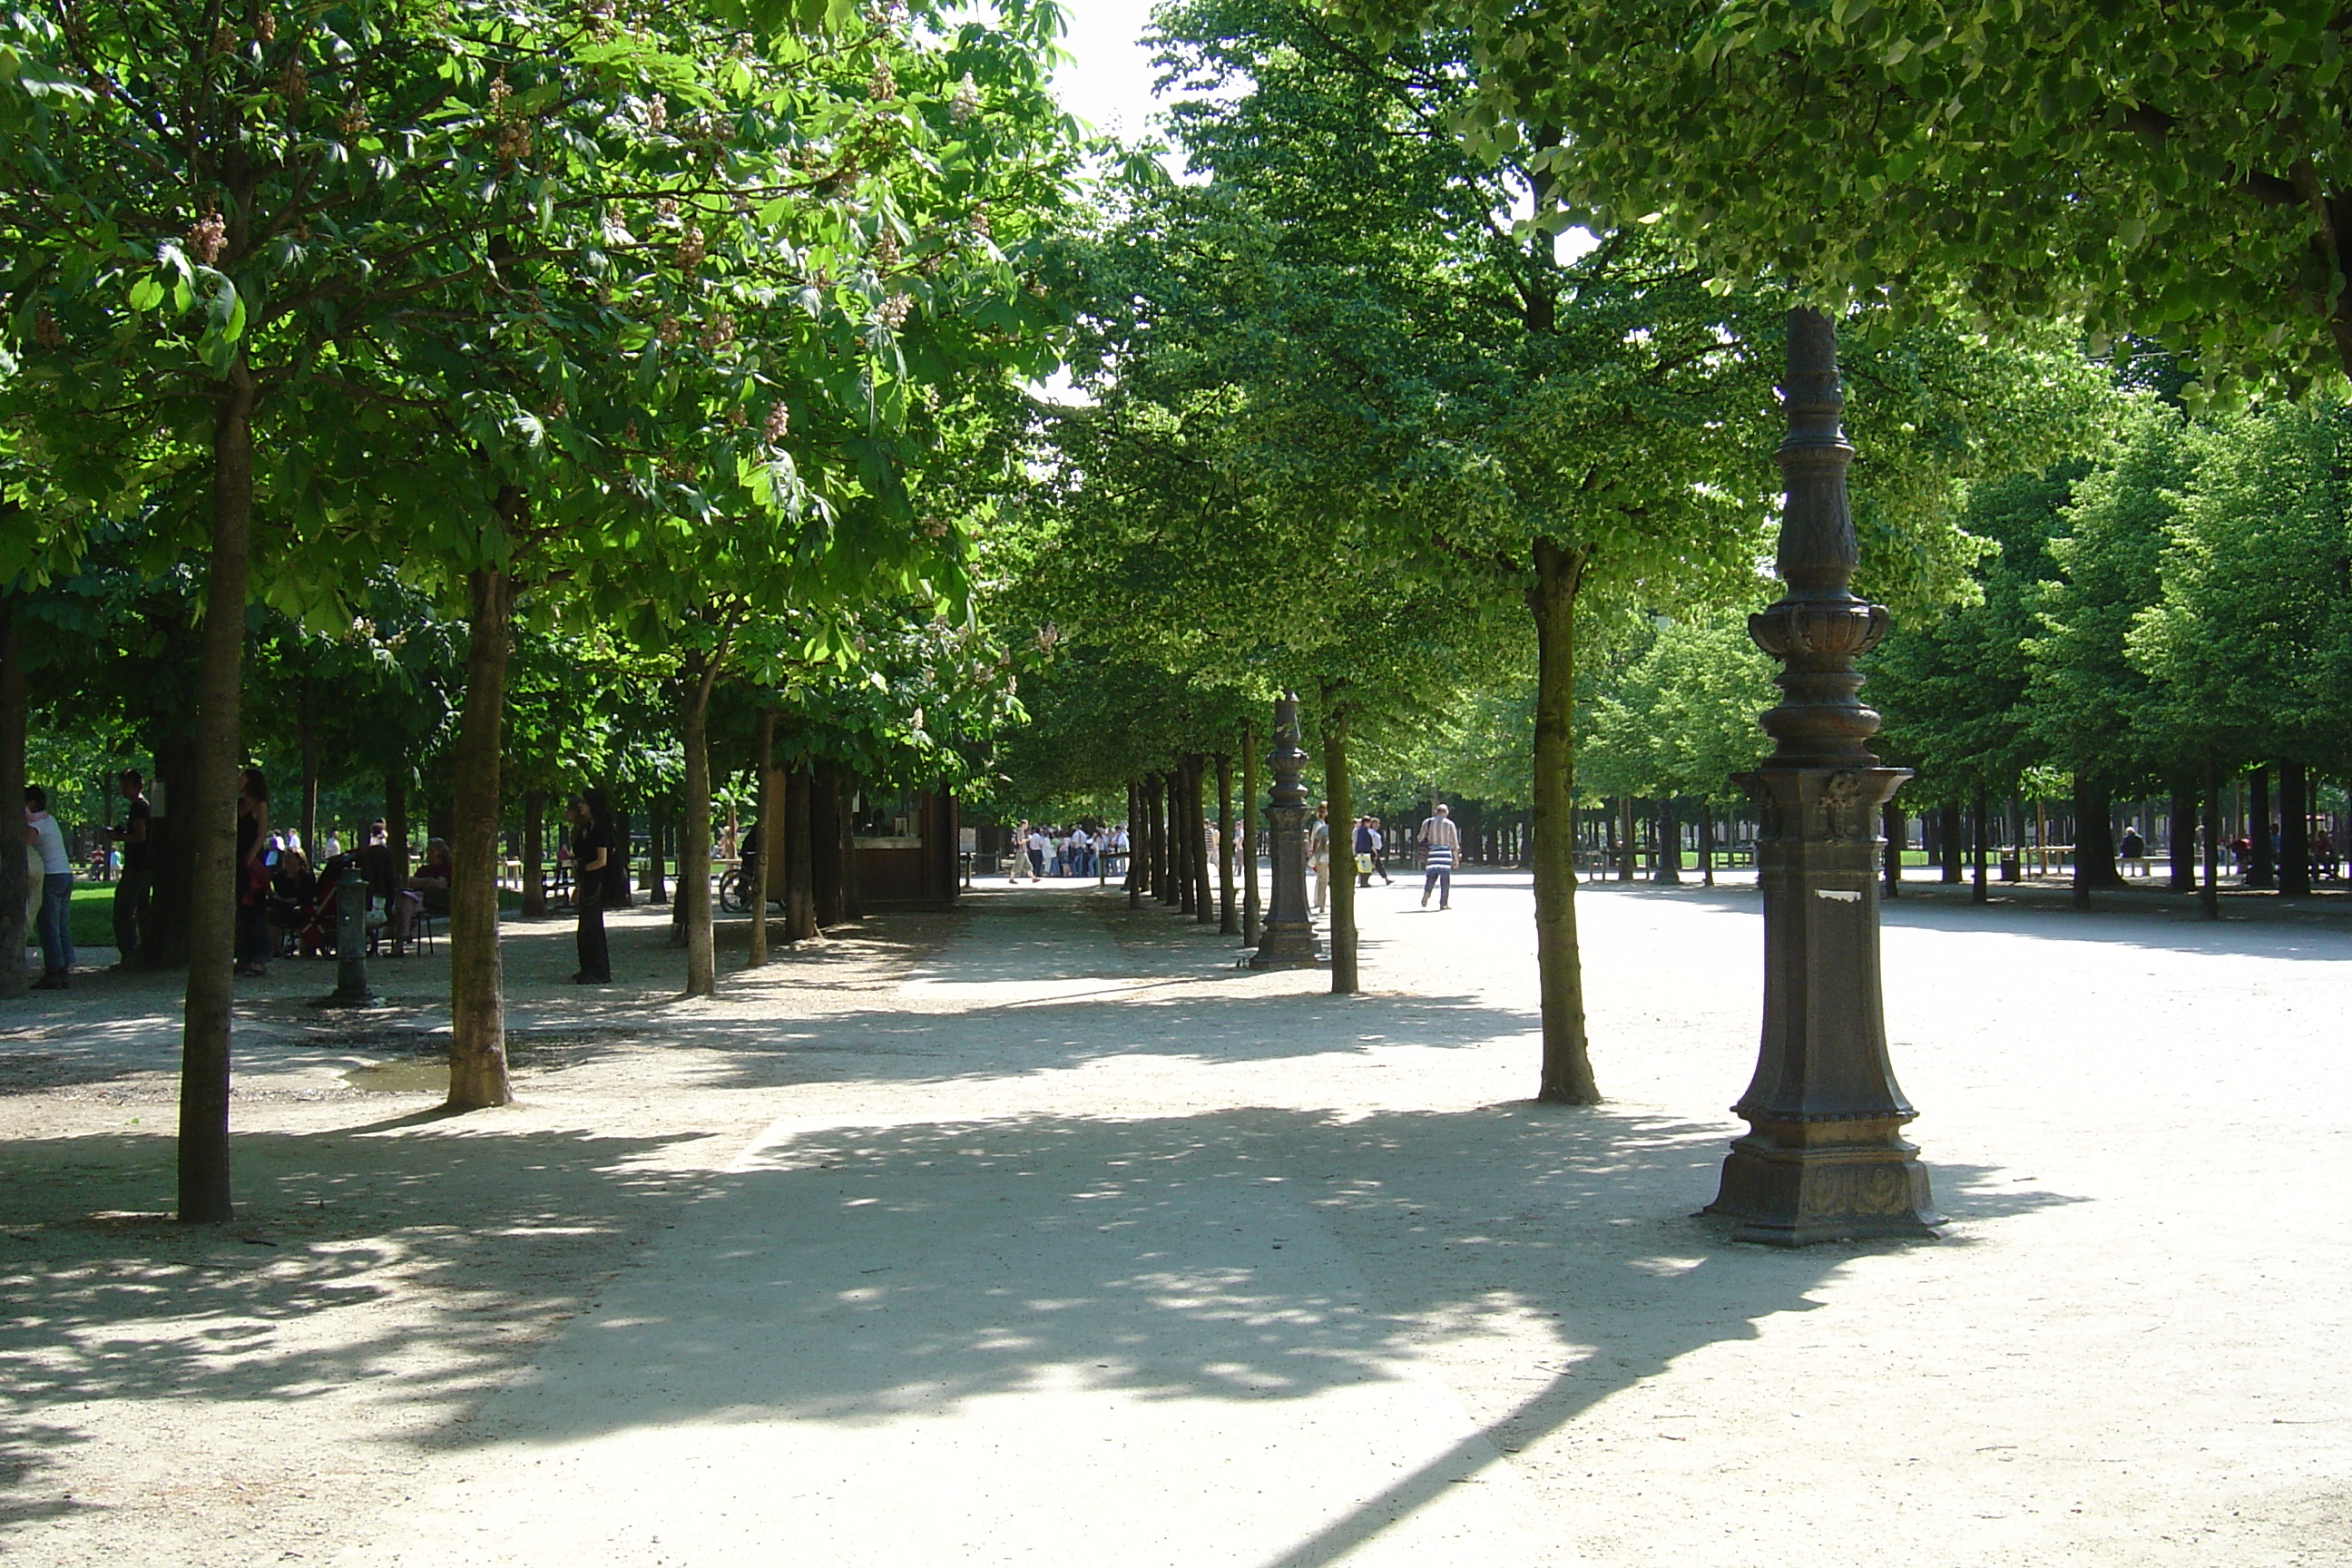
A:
1583;609;1778;844
1;0;646;1215
1327;1;2352;397
1871;467;2079;840
2130;400;2352;845
2028;403;2201;891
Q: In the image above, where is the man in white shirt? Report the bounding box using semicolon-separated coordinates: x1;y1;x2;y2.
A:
1066;825;1093;879
24;786;74;988
1024;825;1050;881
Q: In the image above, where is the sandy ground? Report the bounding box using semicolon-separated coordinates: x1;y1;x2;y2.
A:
2;873;2347;1566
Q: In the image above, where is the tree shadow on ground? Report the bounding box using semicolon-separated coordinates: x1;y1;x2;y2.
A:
647;982;1540;1091
0;1120;721;1534
382;1102;2079;1565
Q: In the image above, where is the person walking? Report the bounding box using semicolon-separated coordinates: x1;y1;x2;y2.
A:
24;786;74;989
104;769;152;966
571;788;615;984
1309;803;1332;914
1024;823;1050;881
1353;816;1379;889
234;769;273;976
1418;801;1461;910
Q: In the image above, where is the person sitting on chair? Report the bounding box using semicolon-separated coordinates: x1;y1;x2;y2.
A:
269;846;318;956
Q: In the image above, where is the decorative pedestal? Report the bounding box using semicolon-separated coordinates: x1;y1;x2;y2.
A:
1249;693;1321;971
1707;767;1940;1243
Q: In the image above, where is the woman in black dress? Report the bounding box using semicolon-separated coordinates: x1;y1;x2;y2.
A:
570;788;613;984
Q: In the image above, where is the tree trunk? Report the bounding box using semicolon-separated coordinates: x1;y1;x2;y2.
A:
1938;802;1964;883
1190;755;1213;925
1322;706;1357;994
2248;766;2275;887
1699;801;1716;887
679;654;722;997
1615;796;1635;882
647;814;668;904
838;777;861;921
298;710;318;860
1171;769;1192;913
1175;767;1192;908
749;706;777;966
786;765;817;940
2169;786;2198;893
1652;798;1681;884
1530;537;1599;1104
2280;760;2310;897
521;789;546;918
812;769;844;926
1882;802;1903;897
1126;780;1142;909
142;730;197;968
2004;795;2024;881
1152;773;1172;905
447;564;514;1112
2201;757;2222;920
1972;787;1989;905
180;364;258;1225
385;769;410;887
1216;751;1237;935
0;603;26;1001
2073;773;2122;903
1242;726;1262;942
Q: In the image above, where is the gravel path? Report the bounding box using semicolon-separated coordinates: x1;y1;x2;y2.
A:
3;875;2347;1566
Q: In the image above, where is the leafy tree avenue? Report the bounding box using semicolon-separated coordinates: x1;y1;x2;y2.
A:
1037;0;2107;1104
8;0;2352;1273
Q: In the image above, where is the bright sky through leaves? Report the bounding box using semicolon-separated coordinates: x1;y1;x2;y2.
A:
1051;0;1162;138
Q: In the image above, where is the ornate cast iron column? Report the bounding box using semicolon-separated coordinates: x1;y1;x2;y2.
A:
1250;693;1321;970
1706;308;1942;1246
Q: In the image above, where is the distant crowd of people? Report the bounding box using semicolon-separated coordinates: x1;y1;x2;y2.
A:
1003;801;1465;911
1006;821;1129;881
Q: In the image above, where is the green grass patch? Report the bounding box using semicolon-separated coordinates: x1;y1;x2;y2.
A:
67;882;117;947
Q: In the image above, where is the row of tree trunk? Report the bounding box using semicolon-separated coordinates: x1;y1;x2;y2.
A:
1885;761;2321;922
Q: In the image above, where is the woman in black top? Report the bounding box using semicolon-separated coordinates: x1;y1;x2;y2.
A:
571;788;613;984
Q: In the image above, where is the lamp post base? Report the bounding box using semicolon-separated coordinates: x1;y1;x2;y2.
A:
1707;1116;1943;1246
1246;922;1321;970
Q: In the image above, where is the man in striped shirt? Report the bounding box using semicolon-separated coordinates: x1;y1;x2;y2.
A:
1418;803;1460;910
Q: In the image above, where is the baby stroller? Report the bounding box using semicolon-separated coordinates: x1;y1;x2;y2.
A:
299;853;377;957
267;853;330;957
